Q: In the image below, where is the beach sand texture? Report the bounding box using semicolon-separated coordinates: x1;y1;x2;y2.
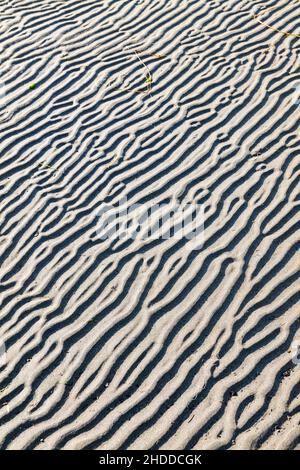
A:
0;0;299;450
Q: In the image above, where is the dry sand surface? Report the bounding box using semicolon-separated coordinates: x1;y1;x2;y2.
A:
0;0;299;450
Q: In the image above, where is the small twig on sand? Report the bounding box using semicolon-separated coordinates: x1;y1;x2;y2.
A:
134;49;153;94
121;48;165;95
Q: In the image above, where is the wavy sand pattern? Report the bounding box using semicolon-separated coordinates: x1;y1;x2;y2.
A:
0;0;299;450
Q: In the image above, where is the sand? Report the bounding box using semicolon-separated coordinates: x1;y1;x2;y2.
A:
0;0;299;450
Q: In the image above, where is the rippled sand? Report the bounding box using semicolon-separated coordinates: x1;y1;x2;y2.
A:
0;0;299;450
